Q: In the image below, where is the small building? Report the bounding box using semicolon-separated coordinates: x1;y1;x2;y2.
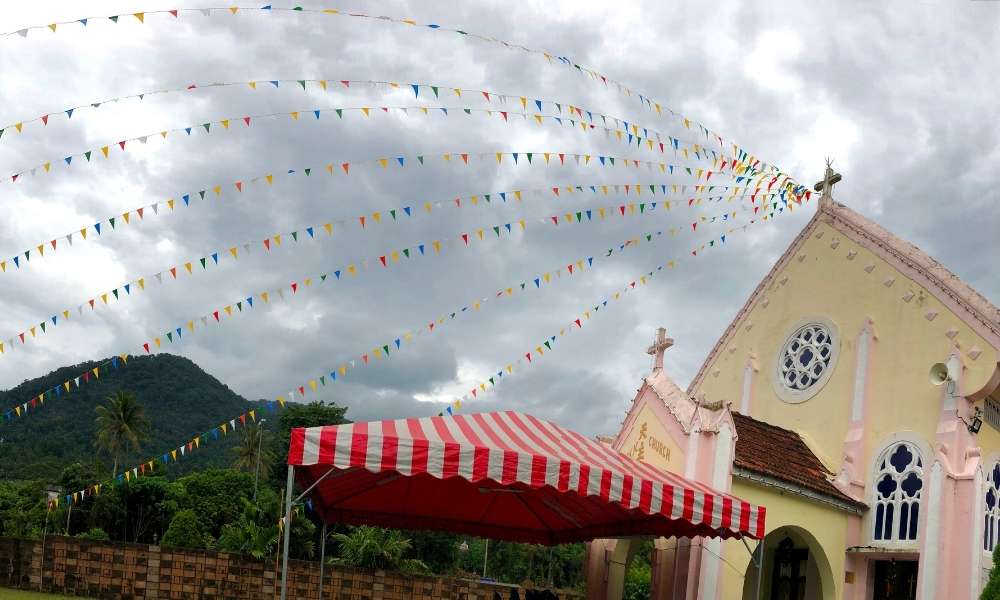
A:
585;179;999;599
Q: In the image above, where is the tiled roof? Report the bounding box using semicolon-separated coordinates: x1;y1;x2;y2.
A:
731;412;867;510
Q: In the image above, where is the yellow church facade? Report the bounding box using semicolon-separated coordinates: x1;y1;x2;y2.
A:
585;182;1000;599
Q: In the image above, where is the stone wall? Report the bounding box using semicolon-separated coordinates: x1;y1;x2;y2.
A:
0;536;583;599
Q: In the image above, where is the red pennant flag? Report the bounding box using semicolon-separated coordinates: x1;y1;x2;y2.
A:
619;206;626;216
50;239;57;250
359;216;366;228
88;299;96;309
235;181;243;192
551;216;558;225
461;153;469;164
341;163;350;174
471;389;478;398
429;322;435;331
558;154;565;164
118;141;126;151
83;371;90;383
169;9;178;17
18;333;25;343
379;256;387;267
170;267;177;278
574;319;582;328
340;80;350;87
137;207;144;218
525;352;532;362
243;116;251;126
692;222;697;231
213;311;220;321
297;386;305;396
362;354;369;364
143;343;150;353
461;233;469;245
263;239;271;250
481;91;490;101
500;111;508;121
291;282;298;293
41;115;49;125
567;264;574;274
552;187;559;196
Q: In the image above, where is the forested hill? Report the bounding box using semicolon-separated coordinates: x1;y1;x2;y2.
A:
0;354;258;482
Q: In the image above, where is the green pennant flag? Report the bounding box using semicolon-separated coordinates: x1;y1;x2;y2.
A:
382;344;390;355
236;301;242;311
390;209;396;220
291;231;298;242
109;217;116;229
320;375;326;386
520;282;526;289
489;377;495;385
526;153;532;163
463;108;471;115
650;185;656;194
202;123;211;132
484;194;491;202
402;248;410;258
609;157;615;165
199;190;206;200
298;80;306;90
646;234;652;242
639;203;645;213
40;322;46;333
84;151;92;161
493;226;500;236
431;86;439;98
576;211;582;222
544;341;551;349
320;274;327;281
166;332;173;343
417;156;424;164
199;257;206;268
109;15;119;22
335;109;343;118
304;168;311;176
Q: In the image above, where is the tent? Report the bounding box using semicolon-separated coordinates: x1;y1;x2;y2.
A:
278;410;765;599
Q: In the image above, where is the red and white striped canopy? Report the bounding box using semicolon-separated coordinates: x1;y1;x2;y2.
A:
288;410;764;544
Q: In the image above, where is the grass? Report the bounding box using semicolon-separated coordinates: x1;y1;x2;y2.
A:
0;590;76;599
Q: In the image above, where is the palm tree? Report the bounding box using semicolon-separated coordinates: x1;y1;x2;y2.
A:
232;422;275;475
331;526;427;573
94;390;150;477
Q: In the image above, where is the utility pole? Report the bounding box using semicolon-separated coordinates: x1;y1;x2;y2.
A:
253;419;266;502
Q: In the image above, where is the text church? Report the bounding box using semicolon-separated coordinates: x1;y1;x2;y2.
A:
584;168;1000;599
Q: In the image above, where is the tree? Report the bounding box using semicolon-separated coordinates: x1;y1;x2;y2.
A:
232;422;275;479
162;509;208;548
217;500;279;559
982;543;1000;599
330;526;426;573
94;389;150;477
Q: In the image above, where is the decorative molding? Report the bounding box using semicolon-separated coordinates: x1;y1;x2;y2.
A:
864;264;875;274
847;250;858;260
925;311;939;322
969;346;982;361
830;239;841;249
761;297;770;309
883;278;895;288
902;290;915;303
797;253;807;263
946;328;959;340
815;230;825;239
733;467;864;514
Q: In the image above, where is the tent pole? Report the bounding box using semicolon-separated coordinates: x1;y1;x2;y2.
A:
754;539;764;600
318;522;327;600
279;465;294;600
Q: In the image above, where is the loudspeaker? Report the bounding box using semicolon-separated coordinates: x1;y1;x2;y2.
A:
929;362;952;386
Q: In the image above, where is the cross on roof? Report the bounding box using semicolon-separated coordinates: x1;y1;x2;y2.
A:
646;327;674;373
814;158;842;205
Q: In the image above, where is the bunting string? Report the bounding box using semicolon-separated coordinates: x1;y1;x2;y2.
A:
2;78;766;172
0;5;802;191
2;354;131;424
40;192;810;504
5;141;793;276
2;188;786;425
5;182;767;357
2;103;747;188
47;401;276;510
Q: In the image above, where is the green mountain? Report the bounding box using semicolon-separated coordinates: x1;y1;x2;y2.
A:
0;354;260;482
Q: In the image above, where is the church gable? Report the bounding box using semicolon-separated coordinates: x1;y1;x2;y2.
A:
688;200;1000;466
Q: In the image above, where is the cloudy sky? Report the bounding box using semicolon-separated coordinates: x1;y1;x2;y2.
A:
1;1;997;437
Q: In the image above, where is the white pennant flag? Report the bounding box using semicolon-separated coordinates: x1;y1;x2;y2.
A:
151;203;159;215
17;29;28;37
66;234;73;246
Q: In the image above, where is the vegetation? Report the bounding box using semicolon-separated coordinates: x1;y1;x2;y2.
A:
94;390;150;477
982;543;1000;599
0;354;590;592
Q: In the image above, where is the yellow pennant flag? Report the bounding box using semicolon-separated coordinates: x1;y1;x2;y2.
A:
92;367;99;379
101;146;110;158
43;162;51;172
290;112;299;120
265;174;273;184
138;278;145;290
361;107;370;116
323;223;333;235
221;119;230;129
213;185;222;196
133;12;145;22
248;81;257;89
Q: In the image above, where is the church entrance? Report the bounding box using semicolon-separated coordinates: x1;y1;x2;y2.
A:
769;537;809;600
872;560;918;600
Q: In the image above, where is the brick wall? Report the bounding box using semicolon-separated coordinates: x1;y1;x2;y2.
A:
0;536;583;600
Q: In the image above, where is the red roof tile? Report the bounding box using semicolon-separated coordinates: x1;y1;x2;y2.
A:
732;412;866;510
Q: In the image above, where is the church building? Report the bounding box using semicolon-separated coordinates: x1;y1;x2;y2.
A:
584;168;1000;599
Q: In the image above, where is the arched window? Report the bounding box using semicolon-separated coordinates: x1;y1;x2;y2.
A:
985;463;1000;551
873;442;923;542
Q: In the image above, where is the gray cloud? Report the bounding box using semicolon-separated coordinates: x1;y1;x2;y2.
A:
1;1;997;442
